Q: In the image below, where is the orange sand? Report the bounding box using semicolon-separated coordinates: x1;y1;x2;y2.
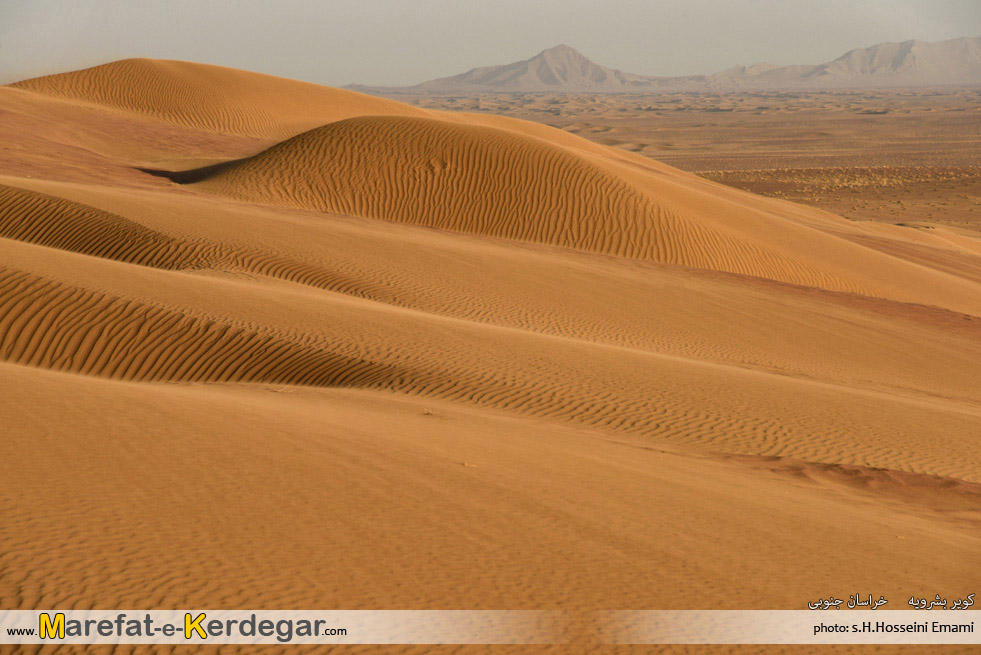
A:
0;60;978;655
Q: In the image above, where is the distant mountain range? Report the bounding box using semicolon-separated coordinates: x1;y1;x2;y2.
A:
349;37;981;94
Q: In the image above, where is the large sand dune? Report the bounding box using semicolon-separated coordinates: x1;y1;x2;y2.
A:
10;58;429;139
1;60;979;654
189;113;979;313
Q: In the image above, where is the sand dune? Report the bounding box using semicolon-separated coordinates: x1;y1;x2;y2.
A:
189;112;979;313
1;59;979;654
1;171;978;484
0;266;402;387
10;58;429;139
0;184;198;269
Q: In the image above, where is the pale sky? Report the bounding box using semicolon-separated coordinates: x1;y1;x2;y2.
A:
1;0;978;86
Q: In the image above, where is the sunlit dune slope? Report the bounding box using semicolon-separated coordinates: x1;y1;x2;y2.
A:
9;58;429;139
190;114;980;313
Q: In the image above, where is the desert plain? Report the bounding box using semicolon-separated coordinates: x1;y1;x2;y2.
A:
0;59;978;655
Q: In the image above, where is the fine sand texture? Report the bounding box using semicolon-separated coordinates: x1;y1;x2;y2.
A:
1;60;979;654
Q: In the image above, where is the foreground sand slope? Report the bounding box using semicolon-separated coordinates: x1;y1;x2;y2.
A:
2;364;978;649
0;60;978;654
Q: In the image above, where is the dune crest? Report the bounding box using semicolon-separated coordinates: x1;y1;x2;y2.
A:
10;58;429;139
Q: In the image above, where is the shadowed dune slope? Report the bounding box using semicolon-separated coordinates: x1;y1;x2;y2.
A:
0;183;396;298
190;114;980;313
9;58;429;139
0;184;200;269
0;267;402;387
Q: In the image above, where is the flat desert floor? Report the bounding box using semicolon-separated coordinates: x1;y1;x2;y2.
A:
0;61;978;654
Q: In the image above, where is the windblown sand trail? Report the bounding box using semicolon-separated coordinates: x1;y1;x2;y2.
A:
1;60;978;654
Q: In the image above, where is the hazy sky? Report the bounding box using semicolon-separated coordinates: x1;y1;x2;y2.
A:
1;0;978;85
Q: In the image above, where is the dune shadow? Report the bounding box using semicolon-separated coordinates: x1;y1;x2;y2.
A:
138;156;251;184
